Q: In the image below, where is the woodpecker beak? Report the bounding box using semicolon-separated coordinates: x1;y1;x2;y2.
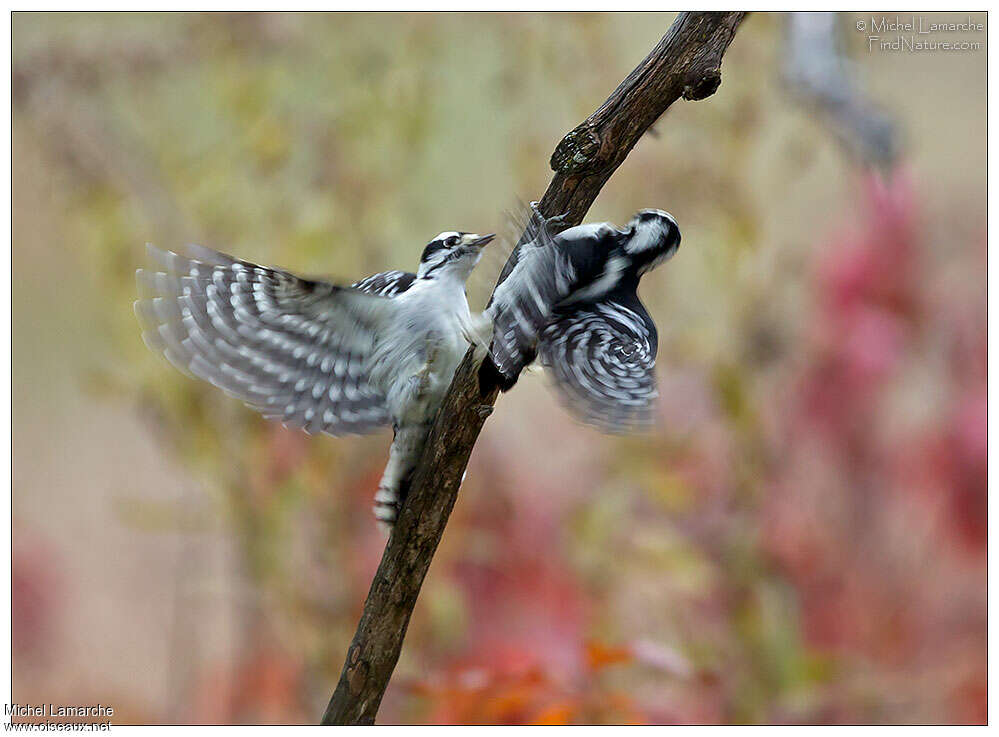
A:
464;233;495;248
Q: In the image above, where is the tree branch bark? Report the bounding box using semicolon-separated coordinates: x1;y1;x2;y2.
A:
321;11;746;725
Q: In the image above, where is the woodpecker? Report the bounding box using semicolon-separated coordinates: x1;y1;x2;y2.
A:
135;230;495;528
485;206;680;432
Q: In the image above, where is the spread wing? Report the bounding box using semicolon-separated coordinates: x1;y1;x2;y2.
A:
135;244;399;436
538;299;658;433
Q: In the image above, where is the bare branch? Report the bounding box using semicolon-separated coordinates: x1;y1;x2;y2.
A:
321;12;746;725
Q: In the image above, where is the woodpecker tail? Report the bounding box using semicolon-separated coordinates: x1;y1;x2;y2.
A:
373;422;432;531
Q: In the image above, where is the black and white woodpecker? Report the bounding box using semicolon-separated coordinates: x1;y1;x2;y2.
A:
484;207;681;432
135;230;494;529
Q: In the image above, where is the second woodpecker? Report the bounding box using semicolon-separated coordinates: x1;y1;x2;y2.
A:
485;207;681;431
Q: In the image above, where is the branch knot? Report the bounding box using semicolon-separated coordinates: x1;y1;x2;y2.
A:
550;125;602;176
682;67;722;101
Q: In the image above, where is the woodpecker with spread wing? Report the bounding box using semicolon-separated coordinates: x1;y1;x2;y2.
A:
485;207;680;432
135;230;494;529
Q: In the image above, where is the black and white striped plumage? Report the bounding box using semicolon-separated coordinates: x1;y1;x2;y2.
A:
352;269;417;298
136;230;494;528
486;207;680;432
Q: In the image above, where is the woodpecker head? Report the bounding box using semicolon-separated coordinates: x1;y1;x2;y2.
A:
621;209;681;274
417;231;496;280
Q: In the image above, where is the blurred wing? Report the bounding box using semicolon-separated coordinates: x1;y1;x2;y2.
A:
135;244;396;436
487;207;572;379
352;269;417;297
464;206;528;311
538;300;658;433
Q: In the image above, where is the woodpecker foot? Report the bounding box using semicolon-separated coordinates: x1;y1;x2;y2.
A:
529;201;571;235
546;210;572;231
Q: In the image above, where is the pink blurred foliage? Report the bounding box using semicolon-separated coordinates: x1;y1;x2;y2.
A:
12;528;62;660
764;169;985;721
802;171;919;438
452;513;588;676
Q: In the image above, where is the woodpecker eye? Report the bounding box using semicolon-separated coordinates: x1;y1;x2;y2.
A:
445;236;459;247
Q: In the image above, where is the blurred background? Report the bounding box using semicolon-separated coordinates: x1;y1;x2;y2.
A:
12;12;986;725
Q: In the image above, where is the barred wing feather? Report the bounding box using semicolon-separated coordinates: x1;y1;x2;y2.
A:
538;300;658;433
352;269;417;297
135;244;397;436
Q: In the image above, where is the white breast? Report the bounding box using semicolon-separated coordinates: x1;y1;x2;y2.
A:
367;277;472;418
